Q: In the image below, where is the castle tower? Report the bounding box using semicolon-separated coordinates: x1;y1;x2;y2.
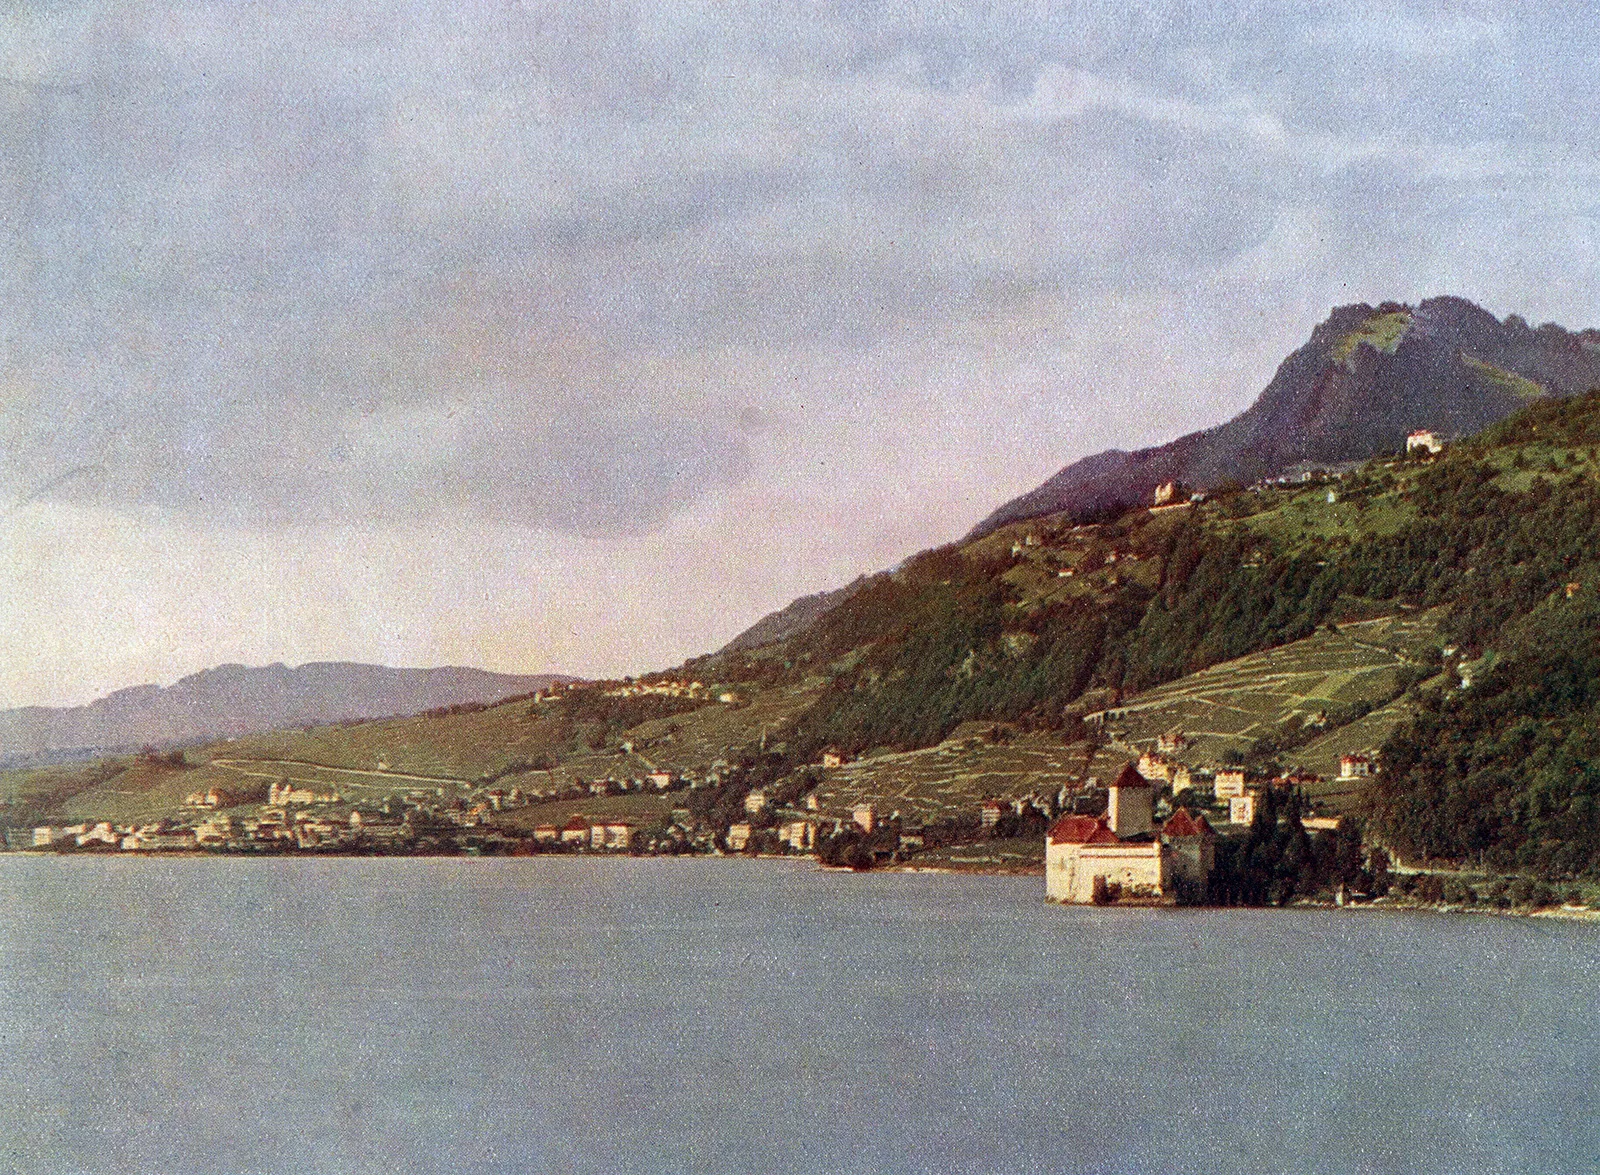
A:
1106;761;1154;837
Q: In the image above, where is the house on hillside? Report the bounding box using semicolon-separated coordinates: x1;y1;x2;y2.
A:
1338;754;1372;780
1229;792;1259;825
1156;730;1188;754
268;779;339;807
1406;429;1443;455
1153;481;1176;506
852;803;876;833
1136;753;1175;783
560;816;591;847
533;823;559;843
1214;769;1248;799
980;800;1004;830
726;823;753;852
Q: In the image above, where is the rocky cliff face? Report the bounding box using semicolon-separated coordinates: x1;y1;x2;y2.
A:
971;296;1600;537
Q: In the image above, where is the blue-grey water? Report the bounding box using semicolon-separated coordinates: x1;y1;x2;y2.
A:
1;857;1596;1175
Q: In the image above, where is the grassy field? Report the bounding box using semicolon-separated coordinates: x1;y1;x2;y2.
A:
1464;354;1545;400
1236;476;1418;548
1331;310;1411;365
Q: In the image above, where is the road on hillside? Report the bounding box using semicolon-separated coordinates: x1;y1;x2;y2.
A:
209;757;472;790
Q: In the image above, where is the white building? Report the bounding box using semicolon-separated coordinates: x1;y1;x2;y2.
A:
1406;429;1443;455
1338;754;1373;780
779;820;817;852
1214;769;1248;799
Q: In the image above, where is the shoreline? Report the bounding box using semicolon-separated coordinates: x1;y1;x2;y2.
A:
6;849;1594;920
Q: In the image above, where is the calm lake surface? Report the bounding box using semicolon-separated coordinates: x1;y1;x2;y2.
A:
1;857;1596;1175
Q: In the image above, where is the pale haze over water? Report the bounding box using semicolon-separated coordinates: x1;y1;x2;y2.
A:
2;857;1596;1174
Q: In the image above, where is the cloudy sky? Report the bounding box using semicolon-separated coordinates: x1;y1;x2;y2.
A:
4;0;1600;707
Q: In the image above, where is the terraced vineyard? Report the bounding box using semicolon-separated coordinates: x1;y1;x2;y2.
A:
1096;611;1441;762
808;728;1128;823
800;611;1445;822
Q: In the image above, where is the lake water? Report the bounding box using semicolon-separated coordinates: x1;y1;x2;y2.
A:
1;856;1596;1175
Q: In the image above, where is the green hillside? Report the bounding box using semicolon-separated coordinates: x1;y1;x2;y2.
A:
13;390;1600;883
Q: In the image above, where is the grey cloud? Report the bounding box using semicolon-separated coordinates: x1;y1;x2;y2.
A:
4;1;1598;532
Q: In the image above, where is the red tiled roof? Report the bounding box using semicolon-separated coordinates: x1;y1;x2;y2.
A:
1048;815;1120;845
1113;761;1152;789
563;816;590;831
1162;807;1215;838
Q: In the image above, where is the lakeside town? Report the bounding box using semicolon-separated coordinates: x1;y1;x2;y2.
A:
5;734;1400;897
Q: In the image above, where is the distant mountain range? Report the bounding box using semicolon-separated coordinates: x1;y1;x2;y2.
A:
0;663;575;766
972;295;1600;537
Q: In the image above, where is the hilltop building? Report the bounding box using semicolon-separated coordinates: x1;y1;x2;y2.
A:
1406;429;1443;455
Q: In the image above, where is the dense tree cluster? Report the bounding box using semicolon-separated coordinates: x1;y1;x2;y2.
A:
1370;592;1600;875
1207;793;1387;905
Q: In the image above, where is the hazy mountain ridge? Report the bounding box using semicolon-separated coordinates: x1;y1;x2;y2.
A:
719;577;874;654
0;662;575;764
971;295;1600;537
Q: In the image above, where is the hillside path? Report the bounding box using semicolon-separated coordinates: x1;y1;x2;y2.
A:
209;757;472;790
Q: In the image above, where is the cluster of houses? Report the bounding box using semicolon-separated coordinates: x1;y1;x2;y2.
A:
1043;732;1380;903
592;677;745;705
1132;738;1373;827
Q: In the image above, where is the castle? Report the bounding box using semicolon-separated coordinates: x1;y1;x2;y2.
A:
1045;762;1215;903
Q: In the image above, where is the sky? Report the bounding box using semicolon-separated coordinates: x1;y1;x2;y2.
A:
4;0;1600;708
